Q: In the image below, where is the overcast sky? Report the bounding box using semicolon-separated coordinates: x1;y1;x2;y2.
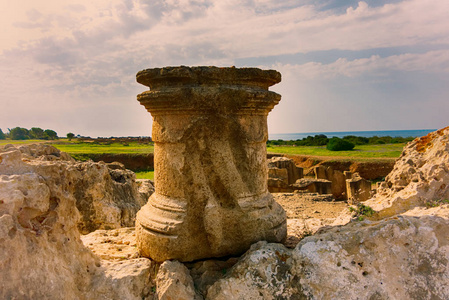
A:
1;0;448;138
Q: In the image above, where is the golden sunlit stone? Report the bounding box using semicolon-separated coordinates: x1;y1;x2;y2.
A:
135;66;287;262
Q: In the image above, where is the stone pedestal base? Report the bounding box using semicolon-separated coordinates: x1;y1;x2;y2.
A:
134;66;287;262
136;192;286;262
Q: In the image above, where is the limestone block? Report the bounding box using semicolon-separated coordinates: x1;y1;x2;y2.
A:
81;227;140;261
314;165;327;179
207;241;300;299
365;127;449;218
268;167;289;192
268;156;302;184
292;215;449;299
135;66;287;262
206;214;449;299
346;175;372;204
330;169;347;200
92;259;154;300
0;144;155;299
137;179;155;201
0;144;146;234
296;166;304;179
268;167;289;183
156;260;201;300
344;171;353;179
74;161;146;234
187;257;239;296
294;178;332;195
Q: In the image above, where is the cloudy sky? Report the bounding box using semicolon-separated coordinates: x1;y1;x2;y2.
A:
1;0;448;138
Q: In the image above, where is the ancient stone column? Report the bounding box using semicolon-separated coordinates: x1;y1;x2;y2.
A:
135;66;287;262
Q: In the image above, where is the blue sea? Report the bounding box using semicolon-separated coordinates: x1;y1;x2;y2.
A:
269;129;436;141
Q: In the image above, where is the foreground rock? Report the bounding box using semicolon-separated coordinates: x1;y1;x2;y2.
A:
3;128;449;299
0;144;152;299
365;127;449;218
206;213;449;299
0;144;146;234
155;128;449;299
156;260;202;300
81;227;140;261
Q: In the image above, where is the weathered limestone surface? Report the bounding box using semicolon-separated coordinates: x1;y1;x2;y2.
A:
136;179;155;202
267;157;303;192
74;161;146;233
156;260;202;300
135;66;287;262
204;214;449;300
268;156;303;184
91;258;154;300
0;144;146;234
328;168;347;200
161;128;449;299
292;215;449;299
268;167;289;192
365;127;449;218
313;165;348;199
313;165;327;179
207;241;300;299
81;227;140;261
0;144;152;299
346;173;372;204
293;178;332;194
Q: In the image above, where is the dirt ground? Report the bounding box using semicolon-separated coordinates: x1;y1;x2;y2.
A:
273;192;350;248
273;192;349;220
82;192;350;259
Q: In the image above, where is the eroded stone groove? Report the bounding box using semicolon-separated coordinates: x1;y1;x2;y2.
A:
135;66;287;262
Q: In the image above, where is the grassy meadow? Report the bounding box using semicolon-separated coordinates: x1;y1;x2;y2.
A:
51;140;155;180
52;140;154;154
0;139;47;145
2;138;405;179
135;170;155;180
266;143;404;159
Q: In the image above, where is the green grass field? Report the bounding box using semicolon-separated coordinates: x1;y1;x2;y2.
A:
135;170;154;180
266;143;404;159
2;139;404;179
51;141;154;154
0;139;47;145
2;139;403;159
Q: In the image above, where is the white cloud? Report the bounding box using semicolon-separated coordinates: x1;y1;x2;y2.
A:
275;50;449;80
1;0;449;136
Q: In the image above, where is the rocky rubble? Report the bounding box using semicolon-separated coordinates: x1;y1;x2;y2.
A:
155;128;449;299
365;126;449;218
3;127;449;299
0;144;146;234
205;213;449;299
0;144;152;299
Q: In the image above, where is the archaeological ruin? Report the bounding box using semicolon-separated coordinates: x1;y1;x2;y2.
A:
134;66;287;262
2;62;449;298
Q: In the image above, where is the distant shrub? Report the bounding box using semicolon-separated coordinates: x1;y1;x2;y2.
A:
44;129;58;140
267;134;415;147
10;127;30;140
343;135;369;145
30;127;46;139
326;137;355;151
0;128;5;140
67;132;75;141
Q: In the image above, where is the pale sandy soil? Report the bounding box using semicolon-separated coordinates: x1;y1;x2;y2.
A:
273;192;349;248
273;192;348;220
82;193;349;259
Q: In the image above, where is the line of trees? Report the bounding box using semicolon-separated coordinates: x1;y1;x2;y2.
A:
267;134;416;150
0;127;58;140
